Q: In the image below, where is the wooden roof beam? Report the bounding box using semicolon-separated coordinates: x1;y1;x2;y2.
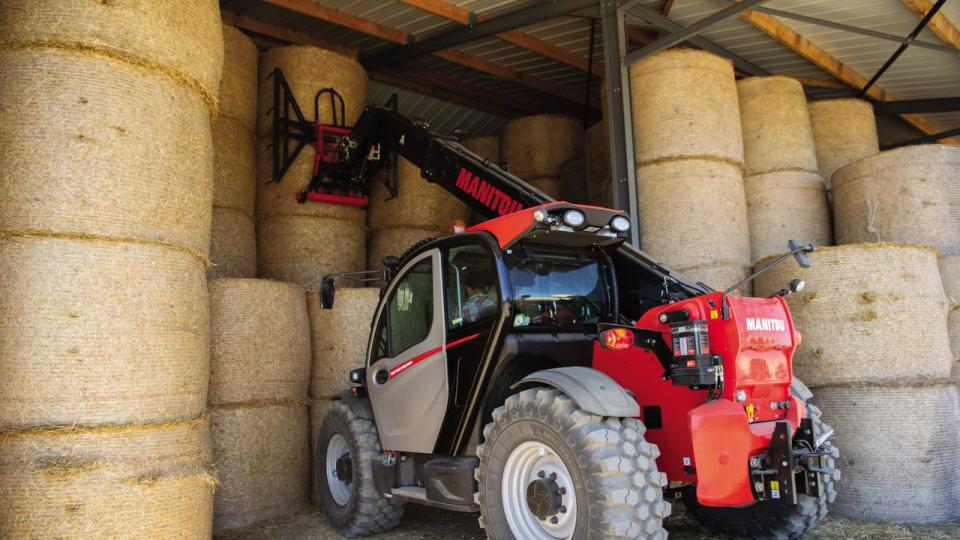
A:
901;0;960;48
261;0;598;109
398;0;602;76
740;9;957;143
221;11;357;56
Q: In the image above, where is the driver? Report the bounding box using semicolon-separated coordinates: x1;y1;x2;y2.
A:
461;270;496;323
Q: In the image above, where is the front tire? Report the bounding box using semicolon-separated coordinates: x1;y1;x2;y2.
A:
682;401;840;540
477;388;671;539
315;401;404;537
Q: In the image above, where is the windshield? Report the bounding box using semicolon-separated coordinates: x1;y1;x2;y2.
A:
507;246;607;329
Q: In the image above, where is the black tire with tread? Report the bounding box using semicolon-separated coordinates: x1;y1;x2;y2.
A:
316;401;404;538
682;400;841;540
476;387;671;539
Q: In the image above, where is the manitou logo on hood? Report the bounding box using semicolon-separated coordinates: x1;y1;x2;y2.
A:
745;317;786;332
455;167;525;216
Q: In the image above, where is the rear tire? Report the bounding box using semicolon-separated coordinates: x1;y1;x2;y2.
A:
316;401;404;538
477;387;671;539
682;401;840;540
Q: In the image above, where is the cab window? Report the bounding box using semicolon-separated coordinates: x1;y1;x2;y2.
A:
373;257;434;358
446;243;499;329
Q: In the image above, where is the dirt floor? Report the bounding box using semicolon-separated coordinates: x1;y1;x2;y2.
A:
225;503;960;540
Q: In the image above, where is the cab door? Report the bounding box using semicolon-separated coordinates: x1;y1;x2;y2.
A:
367;249;447;452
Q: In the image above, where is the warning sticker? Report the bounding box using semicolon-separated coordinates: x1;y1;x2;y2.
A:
770;480;780;499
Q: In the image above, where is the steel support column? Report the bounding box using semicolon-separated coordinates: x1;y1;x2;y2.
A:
601;0;640;247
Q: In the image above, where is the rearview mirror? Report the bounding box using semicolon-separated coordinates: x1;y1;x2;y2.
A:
320;277;336;309
788;240;815;268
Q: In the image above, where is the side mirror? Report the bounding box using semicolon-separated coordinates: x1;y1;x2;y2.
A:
788;240;816;268
320;277;336;309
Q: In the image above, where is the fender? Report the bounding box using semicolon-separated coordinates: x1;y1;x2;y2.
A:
336;389;374;419
511;366;640;418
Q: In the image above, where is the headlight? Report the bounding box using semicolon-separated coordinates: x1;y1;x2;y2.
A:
562;209;585;228
610;215;630;233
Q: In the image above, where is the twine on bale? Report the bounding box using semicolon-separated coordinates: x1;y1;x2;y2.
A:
212;115;256;215
0;418;217;538
745;170;832;263
209;402;310;534
808;98;879;185
812;383;960;523
832;145;960;255
629;49;743;166
755;243;953;386
367;226;442;272
0;48;215;256
0;236;210;428
307;289;380;400
0;0;223;110
209;279;311;405
257;214;366;288
367;156;470;230
501;114;583;179
737;76;818;176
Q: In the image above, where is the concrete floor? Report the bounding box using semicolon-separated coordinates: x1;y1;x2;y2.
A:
224;503;960;540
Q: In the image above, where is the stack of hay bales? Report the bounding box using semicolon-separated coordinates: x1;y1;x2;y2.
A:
208;279;311;532
808;98;879;187
0;1;221;535
255;46;368;287
209;25;258;278
367;157;468;270
756;244;960;523
501;114;584;199
737;76;832;263
462;136;501;225
306;288;380;500
585;121;613;208
629;49;751;291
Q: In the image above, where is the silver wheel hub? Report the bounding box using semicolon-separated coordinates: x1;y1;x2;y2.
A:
326;433;353;506
502;441;577;539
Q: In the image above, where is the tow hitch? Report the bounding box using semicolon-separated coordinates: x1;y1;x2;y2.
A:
749;419;835;505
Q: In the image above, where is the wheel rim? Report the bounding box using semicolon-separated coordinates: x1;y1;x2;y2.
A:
326;433;353;506
501;441;577;539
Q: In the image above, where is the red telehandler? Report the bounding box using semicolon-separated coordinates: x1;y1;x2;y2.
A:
269;69;840;539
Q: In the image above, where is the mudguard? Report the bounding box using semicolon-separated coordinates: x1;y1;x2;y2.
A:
512;366;640;418
336;389;374;419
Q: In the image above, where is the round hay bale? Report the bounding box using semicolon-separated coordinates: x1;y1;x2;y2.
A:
307;288;380;399
754;243;952;386
832;145;960;254
939;255;960;356
257;46;367;137
0;0;224;100
462;136;500;164
637;159;750;276
737;76;818;175
629;49;743;166
213;115;256;214
219;24;258;131
808;98;879;184
208;207;257;279
585;122;613;208
368;156;469;230
953;359;960;382
367;226;441;271
527;175;564;200
501;114;583;178
560;159;587;203
675;262;752;296
210;403;309;534
308;398;333;504
745;170;832;263
812;383;960;523
0;236;209;428
0;419;215;538
0;49;214;256
257;215;366;288
209;279;311;405
255;137;366;222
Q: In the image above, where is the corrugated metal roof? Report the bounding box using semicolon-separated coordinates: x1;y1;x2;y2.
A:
223;0;960;144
